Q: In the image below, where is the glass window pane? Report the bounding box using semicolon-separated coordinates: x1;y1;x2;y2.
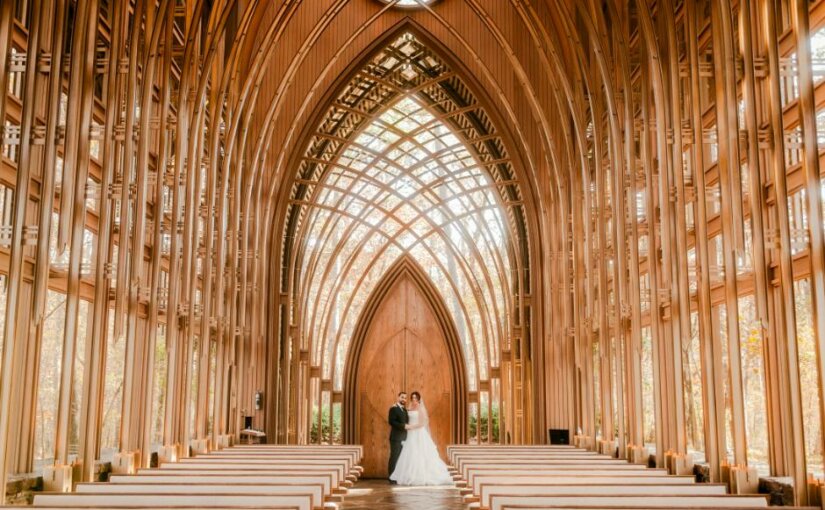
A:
35;291;66;470
684;311;705;462
101;312;123;460
793;279;825;479
738;295;768;474
151;324;168;449
68;300;89;462
641;326;656;450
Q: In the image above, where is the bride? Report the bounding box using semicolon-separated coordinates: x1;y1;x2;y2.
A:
389;391;454;486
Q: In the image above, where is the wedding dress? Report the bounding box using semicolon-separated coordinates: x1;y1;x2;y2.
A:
389;402;454;486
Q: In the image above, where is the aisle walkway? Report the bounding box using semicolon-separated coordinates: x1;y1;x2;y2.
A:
340;479;464;510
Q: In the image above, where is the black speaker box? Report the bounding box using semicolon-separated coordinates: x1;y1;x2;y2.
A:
548;428;570;445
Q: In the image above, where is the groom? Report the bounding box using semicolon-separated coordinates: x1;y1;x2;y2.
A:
387;391;408;483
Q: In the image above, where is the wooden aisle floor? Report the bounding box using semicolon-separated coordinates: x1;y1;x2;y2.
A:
340;479;464;510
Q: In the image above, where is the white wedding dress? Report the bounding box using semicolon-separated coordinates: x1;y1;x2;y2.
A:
389;406;454;486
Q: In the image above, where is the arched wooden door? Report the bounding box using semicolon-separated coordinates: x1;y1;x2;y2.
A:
355;273;454;478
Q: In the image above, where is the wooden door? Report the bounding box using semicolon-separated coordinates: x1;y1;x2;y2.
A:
356;273;453;478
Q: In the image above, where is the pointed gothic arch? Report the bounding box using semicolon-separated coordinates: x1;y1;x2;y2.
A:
341;255;468;446
273;20;536;445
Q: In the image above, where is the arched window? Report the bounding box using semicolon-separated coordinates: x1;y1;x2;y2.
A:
282;31;529;443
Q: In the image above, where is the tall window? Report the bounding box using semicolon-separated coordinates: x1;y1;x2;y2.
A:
68;301;90;461
738;296;768;473
641;326;656;449
793;279;825;479
684;311;705;461
34;291;66;470
101;313;123;460
151;324;168;449
298;94;515;391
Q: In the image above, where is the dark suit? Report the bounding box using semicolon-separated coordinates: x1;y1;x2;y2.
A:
387;404;408;477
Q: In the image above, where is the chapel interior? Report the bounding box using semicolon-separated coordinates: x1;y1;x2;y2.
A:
1;0;825;508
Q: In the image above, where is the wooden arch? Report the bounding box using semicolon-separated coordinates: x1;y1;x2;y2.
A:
341;255;468;445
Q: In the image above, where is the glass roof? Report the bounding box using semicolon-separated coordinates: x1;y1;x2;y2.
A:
285;32;527;393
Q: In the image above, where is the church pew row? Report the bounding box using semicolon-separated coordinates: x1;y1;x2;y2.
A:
447;448;618;473
23;508;301;510
74;482;325;508
204;445;363;478
447;445;599;461
211;446;363;471
108;473;336;496
204;453;363;476
166;458;353;483
188;453;360;479
462;469;670;489
225;445;362;461
457;463;656;483
191;449;359;467
447;446;772;510
455;459;653;481
475;482;731;507
485;494;769;510
29;445;362;510
138;467;345;488
497;507;821;510
33;493;316;510
451;458;618;476
460;474;697;495
448;449;629;461
446;445;603;462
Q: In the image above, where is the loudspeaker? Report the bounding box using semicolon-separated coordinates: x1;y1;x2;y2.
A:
548;428;570;445
244;415;253;429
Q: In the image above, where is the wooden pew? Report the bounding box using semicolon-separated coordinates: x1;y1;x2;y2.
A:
473;484;766;510
456;465;672;487
166;458;351;483
486;494;769;510
494;506;802;510
184;454;360;481
456;460;652;481
226;445;362;462
465;473;697;495
447;445;599;464
109;473;335;497
448;445;592;455
452;454;616;465
189;453;360;477
457;462;652;481
140;467;344;489
447;445;773;510
24;507;300;510
210;447;361;464
75;482;326;509
33;492;315;510
28;445;362;510
476;481;730;507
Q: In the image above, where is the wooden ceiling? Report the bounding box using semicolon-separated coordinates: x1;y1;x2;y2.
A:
2;0;825;505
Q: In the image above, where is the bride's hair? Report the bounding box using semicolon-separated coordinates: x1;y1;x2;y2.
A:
410;391;421;402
